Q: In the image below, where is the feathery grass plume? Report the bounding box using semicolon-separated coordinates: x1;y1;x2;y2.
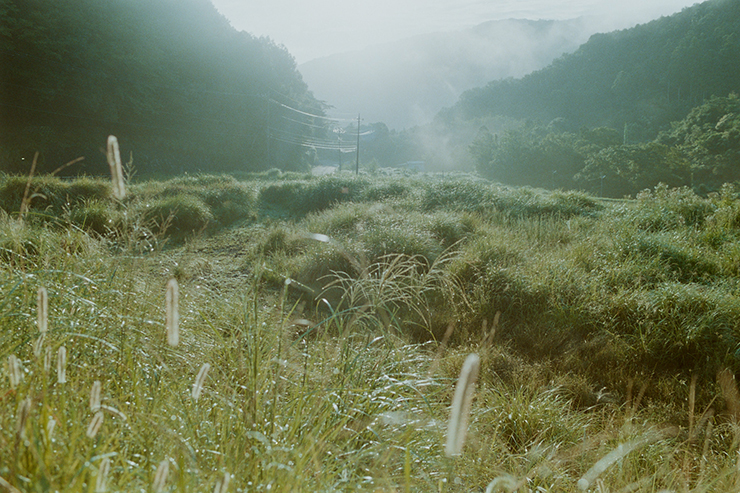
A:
43;347;52;374
106;135;126;200
90;380;102;412
16;397;31;439
152;460;170;493
165;278;179;346
57;346;67;383
33;334;45;358
213;472;231;493
96;457;111;493
192;362;211;401
8;354;22;388
46;417;56;442
37;286;48;334
445;353;480;457
86;411;104;438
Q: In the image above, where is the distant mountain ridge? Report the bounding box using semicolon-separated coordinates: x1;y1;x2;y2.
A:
446;0;740;136
300;18;600;129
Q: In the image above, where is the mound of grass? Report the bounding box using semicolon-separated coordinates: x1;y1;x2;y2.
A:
259;176;370;217
139;194;214;238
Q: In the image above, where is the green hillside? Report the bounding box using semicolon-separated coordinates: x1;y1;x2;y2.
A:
448;0;740;135
0;0;323;175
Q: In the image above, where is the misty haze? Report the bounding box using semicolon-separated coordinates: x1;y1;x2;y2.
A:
3;1;740;491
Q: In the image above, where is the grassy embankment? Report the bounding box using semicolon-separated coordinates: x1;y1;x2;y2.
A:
3;170;740;491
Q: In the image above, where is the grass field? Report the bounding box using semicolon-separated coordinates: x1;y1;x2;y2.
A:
3;170;740;492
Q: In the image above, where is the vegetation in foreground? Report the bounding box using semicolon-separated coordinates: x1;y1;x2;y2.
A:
4;171;740;491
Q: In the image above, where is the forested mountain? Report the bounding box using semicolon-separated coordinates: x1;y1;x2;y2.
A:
0;0;323;175
447;0;740;138
300;18;598;130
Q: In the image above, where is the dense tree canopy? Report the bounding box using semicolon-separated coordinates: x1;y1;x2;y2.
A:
449;0;740;137
0;0;324;175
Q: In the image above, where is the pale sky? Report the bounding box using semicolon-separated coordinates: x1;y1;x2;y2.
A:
210;0;701;63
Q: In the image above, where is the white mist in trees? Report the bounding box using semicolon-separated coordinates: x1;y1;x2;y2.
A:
445;353;480;457
106;136;126;200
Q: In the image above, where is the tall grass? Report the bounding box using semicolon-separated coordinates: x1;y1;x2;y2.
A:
5;174;740;491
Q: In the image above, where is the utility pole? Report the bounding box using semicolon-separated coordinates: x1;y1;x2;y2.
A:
355;113;360;175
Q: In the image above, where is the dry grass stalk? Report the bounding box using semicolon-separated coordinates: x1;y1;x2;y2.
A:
718;369;740;420
106;135;126;200
96;457;111;493
165;278;179;347
57;346;67;383
445;353;480;457
90;380;102;412
37;286;48;334
8;354;22;388
152;460;170;493
192;363;211;401
86;411;104;438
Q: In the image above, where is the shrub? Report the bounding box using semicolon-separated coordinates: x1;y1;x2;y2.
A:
68;200;116;235
139;194;213;238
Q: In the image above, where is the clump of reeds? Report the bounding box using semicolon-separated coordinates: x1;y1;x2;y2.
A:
445;353;480;457
106;135;126;201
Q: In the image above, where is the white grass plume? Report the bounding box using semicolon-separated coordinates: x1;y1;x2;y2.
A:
86;411;104;438
152;460;170;493
192;363;211;401
90;380;102;412
106;135;126;200
8;354;22;388
37;286;48;334
96;457;111;493
165;278;179;347
445;353;480;457
57;346;67;383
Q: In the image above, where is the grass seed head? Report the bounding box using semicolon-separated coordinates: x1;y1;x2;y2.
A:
106;135;126;200
57;346;67;384
33;334;45;358
96;457;111;493
8;354;23;388
86;411;104;438
90;380;102;411
445;353;480;457
166;278;179;347
37;286;48;334
152;460;170;493
16;397;32;439
192;362;211;401
214;472;231;493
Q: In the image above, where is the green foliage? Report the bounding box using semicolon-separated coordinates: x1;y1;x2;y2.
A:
0;0;323;174
258;176;369;216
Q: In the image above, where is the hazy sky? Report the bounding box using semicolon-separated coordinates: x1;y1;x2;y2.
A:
210;0;701;63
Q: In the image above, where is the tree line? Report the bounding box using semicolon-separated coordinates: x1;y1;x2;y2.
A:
0;0;324;175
